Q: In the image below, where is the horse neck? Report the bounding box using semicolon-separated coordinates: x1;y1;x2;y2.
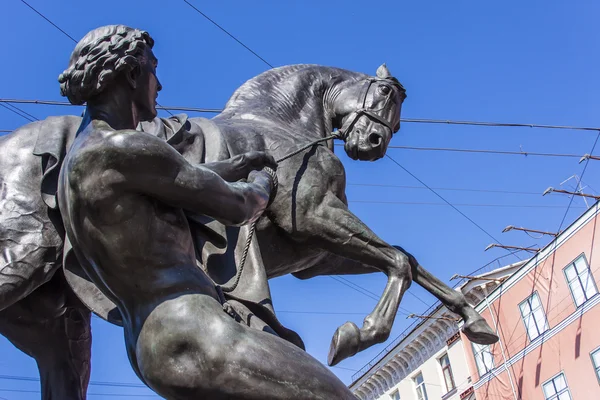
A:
220;65;366;139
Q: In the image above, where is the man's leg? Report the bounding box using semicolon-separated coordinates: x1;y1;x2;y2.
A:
134;293;355;400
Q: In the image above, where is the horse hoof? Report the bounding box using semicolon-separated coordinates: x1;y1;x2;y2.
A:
328;322;361;366
462;316;499;345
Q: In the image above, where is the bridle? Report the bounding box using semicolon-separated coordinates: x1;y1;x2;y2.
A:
337;78;401;141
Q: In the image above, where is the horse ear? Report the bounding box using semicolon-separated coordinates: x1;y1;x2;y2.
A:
376;63;391;79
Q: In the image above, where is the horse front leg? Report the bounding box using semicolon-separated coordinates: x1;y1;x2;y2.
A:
294;250;499;347
299;192;412;365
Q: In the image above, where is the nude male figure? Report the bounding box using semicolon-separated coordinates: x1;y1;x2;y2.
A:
57;25;355;399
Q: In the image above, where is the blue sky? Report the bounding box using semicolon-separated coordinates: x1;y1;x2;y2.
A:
1;0;600;398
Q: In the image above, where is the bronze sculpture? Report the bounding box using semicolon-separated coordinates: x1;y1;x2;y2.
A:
0;24;498;399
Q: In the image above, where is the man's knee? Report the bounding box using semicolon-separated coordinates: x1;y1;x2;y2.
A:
137;310;236;395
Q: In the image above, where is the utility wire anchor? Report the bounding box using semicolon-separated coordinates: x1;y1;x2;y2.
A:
406;313;460;322
502;225;559;237
485;243;540;253
543;187;600;200
449;274;508;284
579;154;600;164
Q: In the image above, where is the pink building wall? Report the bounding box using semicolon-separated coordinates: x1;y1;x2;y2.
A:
461;204;600;399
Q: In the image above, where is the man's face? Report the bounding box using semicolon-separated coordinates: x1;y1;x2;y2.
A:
134;46;162;122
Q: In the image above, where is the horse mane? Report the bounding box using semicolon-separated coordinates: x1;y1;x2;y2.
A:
220;64;369;128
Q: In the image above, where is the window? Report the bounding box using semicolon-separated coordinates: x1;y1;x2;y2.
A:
439;353;456;392
390;390;400;400
472;342;494;376
564;255;597;307
413;372;428;400
542;373;571;400
591;347;600;383
519;292;549;340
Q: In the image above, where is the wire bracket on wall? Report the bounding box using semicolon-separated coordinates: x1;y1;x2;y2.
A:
543;187;600;201
485;243;541;253
406;314;460;322
502;225;559;237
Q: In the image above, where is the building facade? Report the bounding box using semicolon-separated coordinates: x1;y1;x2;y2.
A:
460;201;600;400
349;264;522;400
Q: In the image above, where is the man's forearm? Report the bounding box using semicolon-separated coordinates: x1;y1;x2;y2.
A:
202;157;247;182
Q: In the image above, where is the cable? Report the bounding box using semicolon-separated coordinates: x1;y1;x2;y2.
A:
331;366;358;372
3;99;600;134
400;117;600;133
386;145;583;159
182;0;274;69
334;272;431;308
1;102;38;121
19;0;78;43
329;276;413;316
348;200;584;209
0;387;158;397
0;374;145;388
277;310;370;315
0;103;36;122
348;183;542;196
385;153;523;260
16;3;174;119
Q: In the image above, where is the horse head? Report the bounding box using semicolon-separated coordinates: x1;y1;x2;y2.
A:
334;64;406;161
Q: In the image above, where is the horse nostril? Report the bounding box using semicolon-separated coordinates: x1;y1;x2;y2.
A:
369;133;382;146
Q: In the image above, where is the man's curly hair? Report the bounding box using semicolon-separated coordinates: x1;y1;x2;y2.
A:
58;25;154;105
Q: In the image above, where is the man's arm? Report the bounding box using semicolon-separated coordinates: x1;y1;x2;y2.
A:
106;131;272;226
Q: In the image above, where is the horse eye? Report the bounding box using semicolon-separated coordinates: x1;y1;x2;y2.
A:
378;85;391;96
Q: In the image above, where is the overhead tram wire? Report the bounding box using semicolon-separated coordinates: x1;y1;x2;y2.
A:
19;0;78;43
384;145;584;159
348;183;542;195
17;2;175;118
0;374;146;388
0;102;38;122
0;102;37;123
329;276;422;314
0;388;159;397
336;275;430;307
348;201;585;209
182;0;275;69
3;99;599;138
384;153;522;262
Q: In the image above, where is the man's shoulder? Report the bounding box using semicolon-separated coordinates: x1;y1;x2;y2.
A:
70;128;152;166
103;129;159;149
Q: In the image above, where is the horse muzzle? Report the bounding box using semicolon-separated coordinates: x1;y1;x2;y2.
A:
344;128;387;161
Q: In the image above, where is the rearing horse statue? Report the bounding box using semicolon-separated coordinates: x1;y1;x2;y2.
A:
0;63;497;399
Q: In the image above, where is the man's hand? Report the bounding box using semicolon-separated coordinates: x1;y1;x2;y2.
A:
200;151;278;183
237;151;278;174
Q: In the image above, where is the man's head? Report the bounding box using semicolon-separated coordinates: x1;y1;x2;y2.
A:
58;25;161;121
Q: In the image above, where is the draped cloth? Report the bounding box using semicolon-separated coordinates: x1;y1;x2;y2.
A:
31;114;300;347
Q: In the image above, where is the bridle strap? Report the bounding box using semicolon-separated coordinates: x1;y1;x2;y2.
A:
338;78;396;139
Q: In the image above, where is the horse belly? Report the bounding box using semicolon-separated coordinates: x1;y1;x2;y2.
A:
256;224;327;278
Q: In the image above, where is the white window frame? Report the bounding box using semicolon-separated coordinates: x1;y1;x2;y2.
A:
472;342;494;377
389;389;400;400
438;352;456;392
542;371;572;400
519;291;549;341
591;346;600;385
412;371;429;400
563;253;598;308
